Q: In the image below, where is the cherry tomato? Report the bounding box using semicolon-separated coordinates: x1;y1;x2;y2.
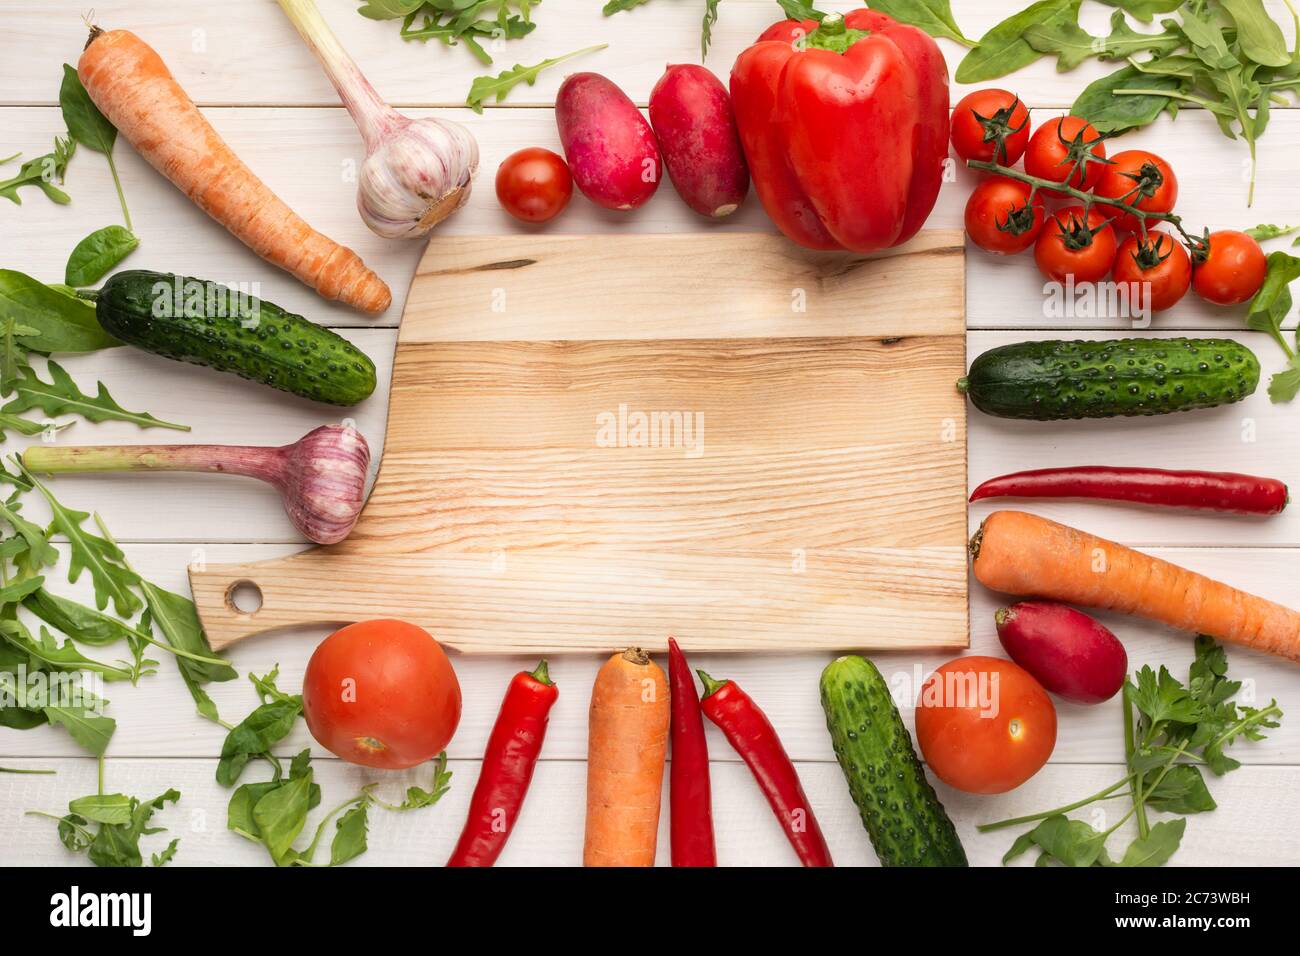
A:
950;89;1031;165
495;147;573;223
303;619;462;770
915;656;1057;795
1095;150;1178;233
1111;230;1192;313
964;176;1044;255
1193;229;1268;305
1034;205;1118;283
1024;116;1108;197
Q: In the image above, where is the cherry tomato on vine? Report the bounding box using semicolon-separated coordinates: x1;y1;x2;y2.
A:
951;89;1031;165
495;147;573;223
1192;230;1267;305
964;176;1044;255
1034;205;1118;284
1096;150;1179;233
1111;230;1192;313
915;656;1057;795
1024;116;1109;197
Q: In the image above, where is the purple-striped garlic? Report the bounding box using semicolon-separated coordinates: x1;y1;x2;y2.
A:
276;0;479;239
21;424;371;545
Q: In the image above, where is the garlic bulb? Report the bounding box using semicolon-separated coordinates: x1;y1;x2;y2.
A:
276;0;479;239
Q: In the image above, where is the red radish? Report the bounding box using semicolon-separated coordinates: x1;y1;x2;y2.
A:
648;64;748;218
556;72;661;210
995;601;1127;705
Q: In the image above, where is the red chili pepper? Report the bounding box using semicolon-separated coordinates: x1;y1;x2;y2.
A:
970;466;1288;515
446;660;557;867
697;670;833;867
667;638;715;867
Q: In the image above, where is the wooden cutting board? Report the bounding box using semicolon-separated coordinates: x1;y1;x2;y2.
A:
190;231;969;654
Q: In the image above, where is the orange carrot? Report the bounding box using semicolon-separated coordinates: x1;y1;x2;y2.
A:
78;28;391;314
584;647;670;866
972;510;1300;662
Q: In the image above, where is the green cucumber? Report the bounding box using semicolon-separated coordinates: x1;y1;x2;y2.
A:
820;655;967;867
957;337;1259;420
91;271;376;406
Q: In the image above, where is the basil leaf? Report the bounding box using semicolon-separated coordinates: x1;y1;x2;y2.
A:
955;0;1080;84
861;1;972;46
64;226;139;288
0;269;120;353
1219;0;1290;68
59;65;115;155
1071;64;1184;133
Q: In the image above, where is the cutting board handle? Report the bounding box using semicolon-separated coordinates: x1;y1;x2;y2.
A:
189;552;357;651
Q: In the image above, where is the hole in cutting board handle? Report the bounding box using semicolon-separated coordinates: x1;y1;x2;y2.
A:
226;580;264;615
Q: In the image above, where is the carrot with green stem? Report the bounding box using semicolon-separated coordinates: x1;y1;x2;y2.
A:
77;27;391;314
971;510;1300;663
584;647;669;867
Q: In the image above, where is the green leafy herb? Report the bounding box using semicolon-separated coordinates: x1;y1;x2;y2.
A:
955;0;1081;84
1219;0;1290;68
1247;223;1300;241
5;360;187;432
65;226;139;288
1097;0;1182;23
1072;65;1184;133
0;137;74;206
1025;10;1181;71
0;619;135;683
19;465;143;617
374;1;540;66
865;0;974;46
465;45;606;112
59;64;132;229
0;269;120;354
982;637;1281;867
31;785;180;867
701;0;720;58
775;0;824;20
217;667;303;786
1245;251;1300;400
43;703;116;757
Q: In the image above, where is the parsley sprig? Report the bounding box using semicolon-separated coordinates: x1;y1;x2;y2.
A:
981;636;1282;867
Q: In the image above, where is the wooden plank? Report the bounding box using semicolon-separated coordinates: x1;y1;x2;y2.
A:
4;757;1297;866
2;0;1295;109
4;545;1296;764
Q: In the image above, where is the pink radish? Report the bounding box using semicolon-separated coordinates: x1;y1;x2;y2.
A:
649;64;749;218
995;601;1128;705
556;72;661;210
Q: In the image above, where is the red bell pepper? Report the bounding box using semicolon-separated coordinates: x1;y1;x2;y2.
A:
730;10;949;252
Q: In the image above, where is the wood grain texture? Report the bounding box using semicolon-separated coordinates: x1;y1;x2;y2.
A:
190;233;968;651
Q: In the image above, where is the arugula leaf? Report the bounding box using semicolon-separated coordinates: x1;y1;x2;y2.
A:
59;64;131;230
253;771;314;865
151;837;179;866
955;0;1081;84
465;45;606;112
1115;818;1185;866
602;0;651;12
1003;814;1110;867
19;467;142;617
43;703;115;756
5;361;186;432
0;497;55;572
68;792;134;825
776;0;824;20
0;620;135;682
357;0;426;17
0;270;120;353
1072;64;1185;133
138;576;237;684
24;587;149;646
330;800;371;865
1219;0;1290;68
1247;224;1300;241
65;226;139;288
701;0;719;58
861;1;973;46
0;137;74;206
1025;10;1181;71
85;788;180;867
1096;0;1182;23
217;670;303;787
1267;357;1300;402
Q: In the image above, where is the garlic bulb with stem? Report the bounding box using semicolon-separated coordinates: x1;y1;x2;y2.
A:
21;424;371;546
276;0;479;239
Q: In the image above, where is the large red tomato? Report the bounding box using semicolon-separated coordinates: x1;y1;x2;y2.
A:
915;655;1057;794
303;619;462;770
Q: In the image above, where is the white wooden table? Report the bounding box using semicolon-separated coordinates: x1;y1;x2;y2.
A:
2;0;1298;866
